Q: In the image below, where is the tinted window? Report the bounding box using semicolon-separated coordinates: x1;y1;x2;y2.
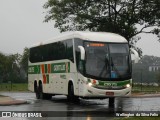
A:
29;39;74;63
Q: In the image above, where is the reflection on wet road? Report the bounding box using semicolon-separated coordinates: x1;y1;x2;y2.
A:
0;92;160;120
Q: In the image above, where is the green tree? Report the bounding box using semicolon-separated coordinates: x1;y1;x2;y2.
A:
0;52;7;82
132;55;160;83
20;47;29;74
139;55;160;66
0;52;23;83
157;72;160;85
44;0;160;46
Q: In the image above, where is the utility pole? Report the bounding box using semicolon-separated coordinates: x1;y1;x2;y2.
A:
11;62;16;90
140;69;142;92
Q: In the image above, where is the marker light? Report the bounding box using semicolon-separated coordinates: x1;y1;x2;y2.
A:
92;79;97;84
126;84;131;88
88;82;93;87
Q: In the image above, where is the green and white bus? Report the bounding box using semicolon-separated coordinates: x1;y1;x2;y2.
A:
28;31;136;104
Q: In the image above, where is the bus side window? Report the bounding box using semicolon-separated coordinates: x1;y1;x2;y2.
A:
74;38;83;72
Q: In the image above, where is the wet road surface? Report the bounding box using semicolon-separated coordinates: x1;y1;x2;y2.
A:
0;92;160;120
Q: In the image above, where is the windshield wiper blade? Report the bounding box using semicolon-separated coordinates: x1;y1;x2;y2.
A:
111;57;121;78
98;58;109;77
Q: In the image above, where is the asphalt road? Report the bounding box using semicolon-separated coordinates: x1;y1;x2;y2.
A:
0;92;160;120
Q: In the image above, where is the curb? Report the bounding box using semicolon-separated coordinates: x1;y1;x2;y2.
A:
0;97;27;106
0;100;27;106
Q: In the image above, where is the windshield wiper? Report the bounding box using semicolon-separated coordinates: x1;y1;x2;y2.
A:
110;57;121;78
98;58;109;77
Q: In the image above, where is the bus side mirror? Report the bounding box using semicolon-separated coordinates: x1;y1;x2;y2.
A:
78;46;85;60
130;48;140;63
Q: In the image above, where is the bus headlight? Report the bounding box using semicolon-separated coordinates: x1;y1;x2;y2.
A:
88;82;92;87
126;84;131;88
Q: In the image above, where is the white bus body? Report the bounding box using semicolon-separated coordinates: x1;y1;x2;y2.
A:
28;31;132;102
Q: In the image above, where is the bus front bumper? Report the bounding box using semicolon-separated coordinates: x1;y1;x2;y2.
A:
80;85;131;98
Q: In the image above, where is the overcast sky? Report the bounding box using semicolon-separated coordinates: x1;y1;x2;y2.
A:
0;0;160;57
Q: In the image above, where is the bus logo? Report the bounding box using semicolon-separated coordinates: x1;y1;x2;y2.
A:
104;83;117;86
52;62;70;73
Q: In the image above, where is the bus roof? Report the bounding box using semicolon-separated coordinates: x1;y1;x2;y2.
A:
31;31;128;48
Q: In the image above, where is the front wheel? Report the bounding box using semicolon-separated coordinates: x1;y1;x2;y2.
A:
67;83;79;102
35;84;43;99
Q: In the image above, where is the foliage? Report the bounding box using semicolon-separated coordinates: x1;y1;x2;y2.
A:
156;72;160;85
0;52;6;76
0;48;29;83
132;55;160;83
20;47;29;74
138;55;160;66
44;0;160;44
0;52;19;83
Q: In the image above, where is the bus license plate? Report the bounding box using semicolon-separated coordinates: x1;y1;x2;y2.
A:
106;92;114;96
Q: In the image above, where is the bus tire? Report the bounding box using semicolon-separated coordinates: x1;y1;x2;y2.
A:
38;83;43;99
34;83;41;99
37;83;52;100
67;83;79;102
35;87;40;99
109;97;115;107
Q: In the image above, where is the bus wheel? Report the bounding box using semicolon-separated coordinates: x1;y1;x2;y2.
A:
35;86;40;99
37;83;52;100
67;83;79;102
38;83;43;99
109;97;115;107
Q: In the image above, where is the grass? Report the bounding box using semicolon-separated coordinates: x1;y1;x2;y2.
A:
0;83;28;91
132;85;160;94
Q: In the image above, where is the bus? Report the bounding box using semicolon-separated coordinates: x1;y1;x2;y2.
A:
28;31;137;104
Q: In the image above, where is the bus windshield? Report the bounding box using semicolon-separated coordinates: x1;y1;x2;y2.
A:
84;42;131;81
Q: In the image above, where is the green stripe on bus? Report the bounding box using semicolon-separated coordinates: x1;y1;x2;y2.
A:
28;62;70;74
51;62;70;73
98;80;130;86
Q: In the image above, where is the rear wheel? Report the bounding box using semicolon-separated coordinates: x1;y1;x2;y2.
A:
35;84;43;99
36;83;52;100
35;86;40;99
